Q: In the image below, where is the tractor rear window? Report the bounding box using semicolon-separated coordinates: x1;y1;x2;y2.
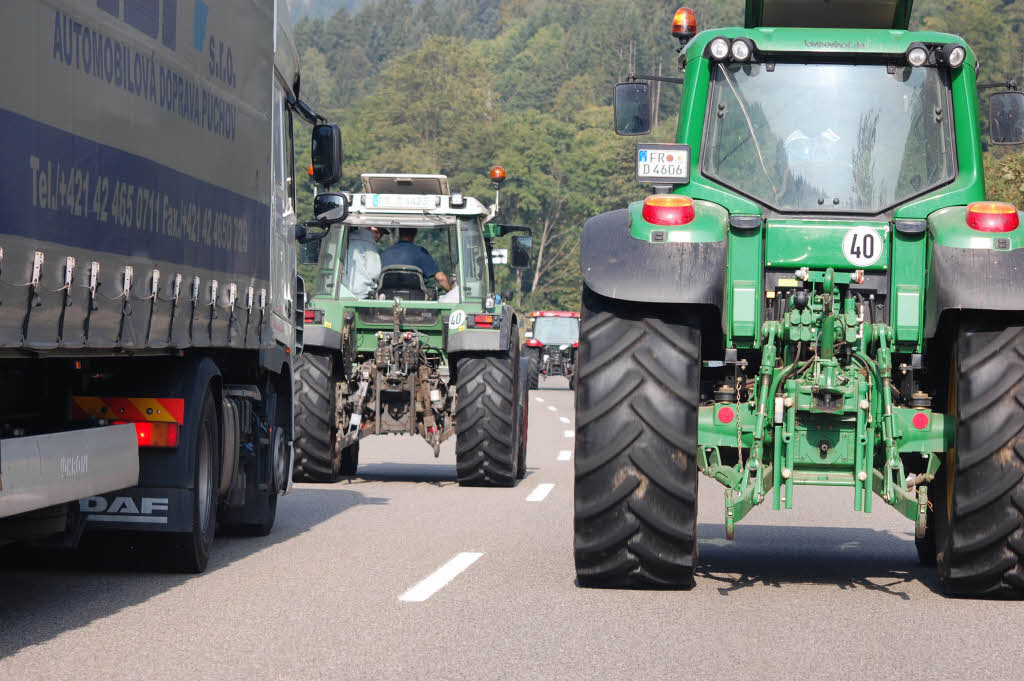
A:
703;62;955;214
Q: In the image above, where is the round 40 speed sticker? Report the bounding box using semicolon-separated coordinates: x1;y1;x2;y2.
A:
842;227;883;267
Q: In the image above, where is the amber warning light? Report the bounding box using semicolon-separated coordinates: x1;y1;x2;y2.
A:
672;7;697;43
489;165;506;185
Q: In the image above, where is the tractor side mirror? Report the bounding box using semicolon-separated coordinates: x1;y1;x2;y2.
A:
311;123;343;185
990;91;1024;145
314;193;348;224
614;82;652;136
510;235;532;269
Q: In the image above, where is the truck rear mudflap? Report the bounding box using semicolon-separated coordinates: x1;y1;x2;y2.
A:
79;487;193;532
0;424;139;519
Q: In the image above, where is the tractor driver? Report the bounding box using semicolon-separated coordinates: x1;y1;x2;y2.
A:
381;228;453;291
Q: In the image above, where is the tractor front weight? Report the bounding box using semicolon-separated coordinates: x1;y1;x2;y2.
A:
697;268;952;540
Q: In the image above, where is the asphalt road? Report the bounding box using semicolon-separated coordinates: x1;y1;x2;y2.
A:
2;376;1022;680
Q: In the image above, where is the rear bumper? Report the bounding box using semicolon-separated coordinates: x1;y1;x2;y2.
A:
0;425;139;518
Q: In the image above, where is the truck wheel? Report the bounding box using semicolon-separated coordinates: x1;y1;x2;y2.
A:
166;378;220;573
292;352;340;483
935;323;1024;596
455;344;521;487
340;442;359;476
574;287;700;588
523;346;540;390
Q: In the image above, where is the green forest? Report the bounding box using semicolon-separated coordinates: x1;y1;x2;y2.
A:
291;0;1024;311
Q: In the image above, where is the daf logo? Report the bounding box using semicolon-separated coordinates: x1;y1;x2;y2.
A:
81;496;169;524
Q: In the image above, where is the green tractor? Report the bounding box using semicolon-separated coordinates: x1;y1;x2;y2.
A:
295;169;533;486
574;0;1024;596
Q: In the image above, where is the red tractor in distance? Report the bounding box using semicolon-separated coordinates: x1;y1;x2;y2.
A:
522;311;580;390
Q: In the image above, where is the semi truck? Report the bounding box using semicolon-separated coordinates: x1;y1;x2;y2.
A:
0;0;333;572
574;0;1024;596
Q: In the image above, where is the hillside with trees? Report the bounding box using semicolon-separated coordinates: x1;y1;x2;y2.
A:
292;0;1024;310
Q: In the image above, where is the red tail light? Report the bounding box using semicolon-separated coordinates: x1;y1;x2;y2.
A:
642;195;695;226
116;421;179;448
304;309;324;324
526;338;543;347
474;314;495;326
967;201;1019;233
572;341;579;348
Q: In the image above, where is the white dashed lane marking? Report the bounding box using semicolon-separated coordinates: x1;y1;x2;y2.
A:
558;450;572;461
559;416;570;424
398;553;483;602
526;483;555;502
564;430;574;438
548;406;557;412
535;397;544;403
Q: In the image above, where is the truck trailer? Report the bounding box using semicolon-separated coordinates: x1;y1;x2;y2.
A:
0;0;319;572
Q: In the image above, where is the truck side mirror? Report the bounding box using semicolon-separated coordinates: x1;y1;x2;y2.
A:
314;193;348;224
311;123;343;185
614;82;652;136
990;91;1024;145
510;235;532;269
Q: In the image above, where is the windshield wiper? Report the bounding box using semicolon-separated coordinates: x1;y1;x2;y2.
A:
717;64;778;196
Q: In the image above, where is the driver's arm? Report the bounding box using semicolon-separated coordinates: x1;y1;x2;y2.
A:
435;271;452;291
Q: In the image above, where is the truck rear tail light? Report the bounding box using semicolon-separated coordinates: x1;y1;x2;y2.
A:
473;314;497;327
572;341;579;348
304;309;324;324
967;201;1019;233
116;421;179;448
642;195;695;226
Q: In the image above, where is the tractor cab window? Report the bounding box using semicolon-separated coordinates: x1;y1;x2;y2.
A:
533;317;579;346
703;62;955;214
458;218;488;304
315;226;343;297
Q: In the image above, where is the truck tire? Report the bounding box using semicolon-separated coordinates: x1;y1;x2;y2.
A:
935;323;1024;596
523;346;540;390
292;352;340;483
340;442;360;476
574;286;700;588
455;343;521;487
165;376;220;573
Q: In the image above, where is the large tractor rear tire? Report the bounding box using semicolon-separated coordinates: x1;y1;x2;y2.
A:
454;341;522;487
292;352;340;483
935;323;1024;597
574;287;701;588
523;346;540;390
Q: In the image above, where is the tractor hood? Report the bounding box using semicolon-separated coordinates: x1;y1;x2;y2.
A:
745;0;914;30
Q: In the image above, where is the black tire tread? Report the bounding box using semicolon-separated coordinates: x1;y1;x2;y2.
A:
292;352;339;483
939;323;1024;596
574;286;700;589
455;351;519;487
523;346;540;390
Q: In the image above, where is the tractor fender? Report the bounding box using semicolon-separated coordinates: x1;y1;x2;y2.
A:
580;209;727;307
447;305;515;354
301;325;344;352
925;243;1024;337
